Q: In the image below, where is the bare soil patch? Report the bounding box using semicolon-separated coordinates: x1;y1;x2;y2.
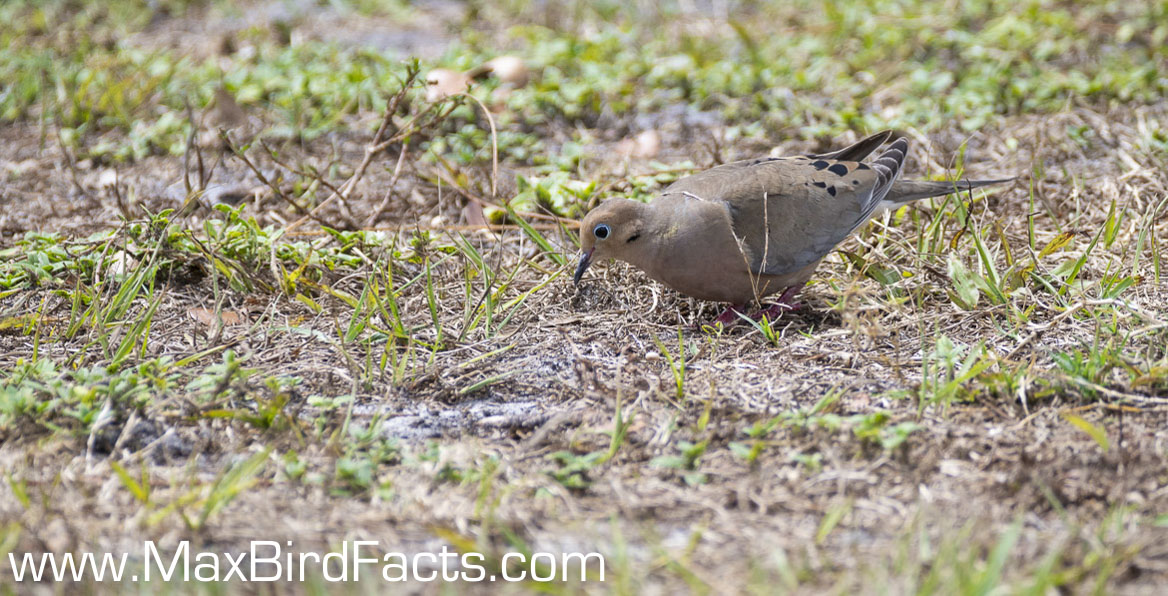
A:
2;2;1167;593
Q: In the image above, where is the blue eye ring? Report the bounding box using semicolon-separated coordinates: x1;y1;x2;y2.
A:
593;224;611;239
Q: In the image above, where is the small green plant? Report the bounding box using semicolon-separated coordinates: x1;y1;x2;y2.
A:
781;390;843;432
1061;412;1110;452
912;335;994;413
331;424;399;498
736;310;785;347
0;356;178;437
851;412;921;450
1051;335;1137;400
652;328;689;400
202;377;300;431
145;449;271;530
728;415;782;464
651;439;709;486
548;397;633;489
185;350;254;401
816;499;854;545
789;452;823;474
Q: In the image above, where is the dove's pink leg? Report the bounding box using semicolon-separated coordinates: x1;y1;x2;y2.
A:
712;303;750;327
752;285;803;322
709;285;804;327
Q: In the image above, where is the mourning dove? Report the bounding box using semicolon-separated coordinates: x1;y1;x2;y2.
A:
426;55;530;102
573;131;1012;325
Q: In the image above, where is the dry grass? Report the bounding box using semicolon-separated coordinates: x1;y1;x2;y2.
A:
2;0;1168;593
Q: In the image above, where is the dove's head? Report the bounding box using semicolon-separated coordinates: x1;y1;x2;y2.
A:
573;199;650;286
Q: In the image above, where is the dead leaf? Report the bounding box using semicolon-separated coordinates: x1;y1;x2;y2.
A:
617;130;661;159
462;202;488;227
188;307;246;328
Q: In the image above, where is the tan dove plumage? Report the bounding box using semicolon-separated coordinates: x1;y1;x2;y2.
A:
573;131;1012;324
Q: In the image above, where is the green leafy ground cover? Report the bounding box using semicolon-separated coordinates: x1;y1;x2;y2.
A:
1;0;1167;592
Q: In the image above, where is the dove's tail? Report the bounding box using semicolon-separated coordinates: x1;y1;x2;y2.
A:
882;178;1015;206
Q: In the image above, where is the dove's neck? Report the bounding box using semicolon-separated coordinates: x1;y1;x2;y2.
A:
618;202;674;271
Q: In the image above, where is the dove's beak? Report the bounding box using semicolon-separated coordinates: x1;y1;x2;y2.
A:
573;248;594;286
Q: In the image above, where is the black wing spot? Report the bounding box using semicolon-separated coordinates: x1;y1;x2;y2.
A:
626;233;641;243
811;160;829;170
812;181;827;188
827;163;849;177
856;163;870;170
827;186;837;197
852;179;860;185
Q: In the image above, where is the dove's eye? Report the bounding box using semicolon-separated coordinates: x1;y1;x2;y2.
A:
593;224;611;239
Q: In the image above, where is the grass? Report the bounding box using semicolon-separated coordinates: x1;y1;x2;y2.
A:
1;0;1167;593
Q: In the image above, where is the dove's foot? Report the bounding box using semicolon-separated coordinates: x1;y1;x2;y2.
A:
754;301;801;323
754;286;803;322
712;303;750;327
706;286;803;328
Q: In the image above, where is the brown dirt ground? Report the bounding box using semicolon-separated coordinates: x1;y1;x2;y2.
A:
2;2;1168;594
